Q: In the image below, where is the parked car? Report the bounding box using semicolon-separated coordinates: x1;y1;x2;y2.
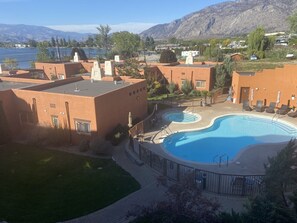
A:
250;54;258;60
286;53;295;59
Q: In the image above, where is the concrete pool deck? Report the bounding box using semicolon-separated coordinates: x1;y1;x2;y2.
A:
142;101;297;175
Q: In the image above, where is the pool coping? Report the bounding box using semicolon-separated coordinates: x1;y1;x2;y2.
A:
162;110;201;124
160;113;297;163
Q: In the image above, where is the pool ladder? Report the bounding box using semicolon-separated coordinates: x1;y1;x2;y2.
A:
161;125;173;136
213;154;229;167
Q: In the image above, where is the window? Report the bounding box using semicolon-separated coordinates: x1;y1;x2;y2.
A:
50;103;56;108
181;72;185;75
75;120;91;134
51;115;59;128
181;79;186;86
195;80;206;88
57;74;65;80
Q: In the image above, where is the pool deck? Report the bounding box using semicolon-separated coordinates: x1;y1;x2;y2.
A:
142;101;297;175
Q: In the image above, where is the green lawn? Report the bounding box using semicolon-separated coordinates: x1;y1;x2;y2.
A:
0;143;140;223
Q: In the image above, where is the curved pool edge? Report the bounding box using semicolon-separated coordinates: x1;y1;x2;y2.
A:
158;112;297;166
162;110;201;124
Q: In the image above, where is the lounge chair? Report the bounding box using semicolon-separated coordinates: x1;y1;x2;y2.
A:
254;100;265;112
288;110;297;118
242;100;252;111
276;104;290;115
265;102;276;113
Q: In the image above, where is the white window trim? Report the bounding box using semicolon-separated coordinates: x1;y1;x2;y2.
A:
74;119;91;135
195;80;206;88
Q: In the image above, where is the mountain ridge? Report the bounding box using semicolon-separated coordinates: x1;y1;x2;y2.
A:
0;23;90;42
141;0;297;39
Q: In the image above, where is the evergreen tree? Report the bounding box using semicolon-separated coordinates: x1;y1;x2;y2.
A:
159;49;177;63
51;37;56;47
116;58;140;77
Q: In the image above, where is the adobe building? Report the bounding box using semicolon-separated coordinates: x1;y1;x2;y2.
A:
0;75;147;144
146;62;216;91
232;64;297;107
35;61;95;80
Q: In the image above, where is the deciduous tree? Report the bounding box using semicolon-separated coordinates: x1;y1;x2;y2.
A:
128;174;220;223
247;27;270;58
111;31;140;58
3;58;18;70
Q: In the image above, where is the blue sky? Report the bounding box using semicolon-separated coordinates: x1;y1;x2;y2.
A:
0;0;230;33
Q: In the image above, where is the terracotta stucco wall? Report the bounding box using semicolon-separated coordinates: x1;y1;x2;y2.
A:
12;89;97;144
232;64;297;107
35;62;82;79
156;65;215;91
94;79;148;137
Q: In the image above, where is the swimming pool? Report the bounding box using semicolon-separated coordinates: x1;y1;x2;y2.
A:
162;111;201;123
163;115;297;164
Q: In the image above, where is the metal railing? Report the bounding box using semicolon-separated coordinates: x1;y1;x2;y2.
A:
132;143;265;197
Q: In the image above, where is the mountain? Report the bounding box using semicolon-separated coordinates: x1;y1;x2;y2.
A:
141;0;297;39
0;24;90;42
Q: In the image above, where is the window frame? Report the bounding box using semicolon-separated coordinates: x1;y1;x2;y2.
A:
74;119;91;135
51;115;59;128
195;80;206;88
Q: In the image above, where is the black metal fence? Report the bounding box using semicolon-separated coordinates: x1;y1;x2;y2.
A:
132;143;265;197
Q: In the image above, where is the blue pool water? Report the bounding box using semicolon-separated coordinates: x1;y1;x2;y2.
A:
163;111;200;123
163;115;297;163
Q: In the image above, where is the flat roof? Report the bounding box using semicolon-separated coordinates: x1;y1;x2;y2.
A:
0;81;38;91
42;79;133;97
176;64;215;68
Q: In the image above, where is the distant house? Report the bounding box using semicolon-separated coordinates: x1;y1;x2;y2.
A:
146;62;216;91
35;61;94;80
181;51;200;57
230;53;244;61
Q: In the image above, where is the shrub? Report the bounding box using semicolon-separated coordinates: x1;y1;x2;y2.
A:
105;124;129;146
166;82;177;94
181;79;193;95
90;137;112;156
159;49;177;63
189;89;198;97
26;126;69;146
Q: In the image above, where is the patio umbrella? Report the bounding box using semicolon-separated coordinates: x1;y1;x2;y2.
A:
128;112;133;128
276;91;281;104
250;89;254;102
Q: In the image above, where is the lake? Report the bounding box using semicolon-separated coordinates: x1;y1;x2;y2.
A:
0;47;104;69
